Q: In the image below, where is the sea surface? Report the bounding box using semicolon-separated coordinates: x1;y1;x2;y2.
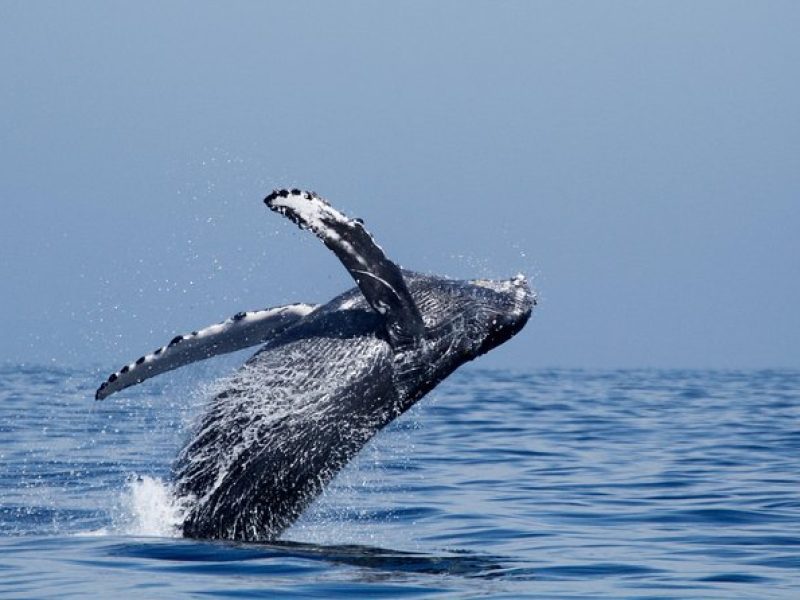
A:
0;365;798;598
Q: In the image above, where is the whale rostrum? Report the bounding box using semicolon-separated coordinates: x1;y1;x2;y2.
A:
96;189;534;541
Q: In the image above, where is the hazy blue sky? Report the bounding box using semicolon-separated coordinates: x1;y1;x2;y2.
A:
1;1;798;370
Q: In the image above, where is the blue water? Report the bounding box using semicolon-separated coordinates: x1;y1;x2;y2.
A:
1;365;798;598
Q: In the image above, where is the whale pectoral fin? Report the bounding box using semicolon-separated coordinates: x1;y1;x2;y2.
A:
265;189;425;346
95;303;317;400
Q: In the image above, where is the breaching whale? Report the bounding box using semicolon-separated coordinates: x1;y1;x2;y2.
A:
96;190;534;541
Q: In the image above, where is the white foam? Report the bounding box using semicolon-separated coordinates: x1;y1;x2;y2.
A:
114;475;191;537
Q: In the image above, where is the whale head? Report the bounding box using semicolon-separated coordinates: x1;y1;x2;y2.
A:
468;273;535;357
403;272;535;382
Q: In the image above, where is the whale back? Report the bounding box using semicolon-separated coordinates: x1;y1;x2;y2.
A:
174;303;398;541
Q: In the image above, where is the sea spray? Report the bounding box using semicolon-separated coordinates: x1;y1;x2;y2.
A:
114;475;192;537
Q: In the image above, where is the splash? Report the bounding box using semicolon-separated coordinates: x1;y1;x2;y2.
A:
113;475;192;537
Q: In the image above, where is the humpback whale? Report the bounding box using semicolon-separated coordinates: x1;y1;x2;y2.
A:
97;190;534;541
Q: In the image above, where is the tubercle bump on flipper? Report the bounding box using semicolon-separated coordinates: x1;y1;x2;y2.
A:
94;303;316;401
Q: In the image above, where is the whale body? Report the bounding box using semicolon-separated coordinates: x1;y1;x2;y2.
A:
97;190;534;541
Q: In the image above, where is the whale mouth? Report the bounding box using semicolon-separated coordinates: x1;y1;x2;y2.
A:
476;309;530;357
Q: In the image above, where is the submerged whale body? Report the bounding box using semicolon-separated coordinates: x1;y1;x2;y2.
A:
97;190;534;541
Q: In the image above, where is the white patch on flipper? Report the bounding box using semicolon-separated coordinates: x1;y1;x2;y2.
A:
271;193;345;239
97;303;317;400
266;190;372;268
266;188;425;344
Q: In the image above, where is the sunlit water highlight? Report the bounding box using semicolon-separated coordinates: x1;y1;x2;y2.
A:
1;365;798;598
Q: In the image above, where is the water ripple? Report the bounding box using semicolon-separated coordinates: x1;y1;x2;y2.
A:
0;367;798;598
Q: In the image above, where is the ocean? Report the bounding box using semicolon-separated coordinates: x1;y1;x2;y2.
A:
1;365;798;598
